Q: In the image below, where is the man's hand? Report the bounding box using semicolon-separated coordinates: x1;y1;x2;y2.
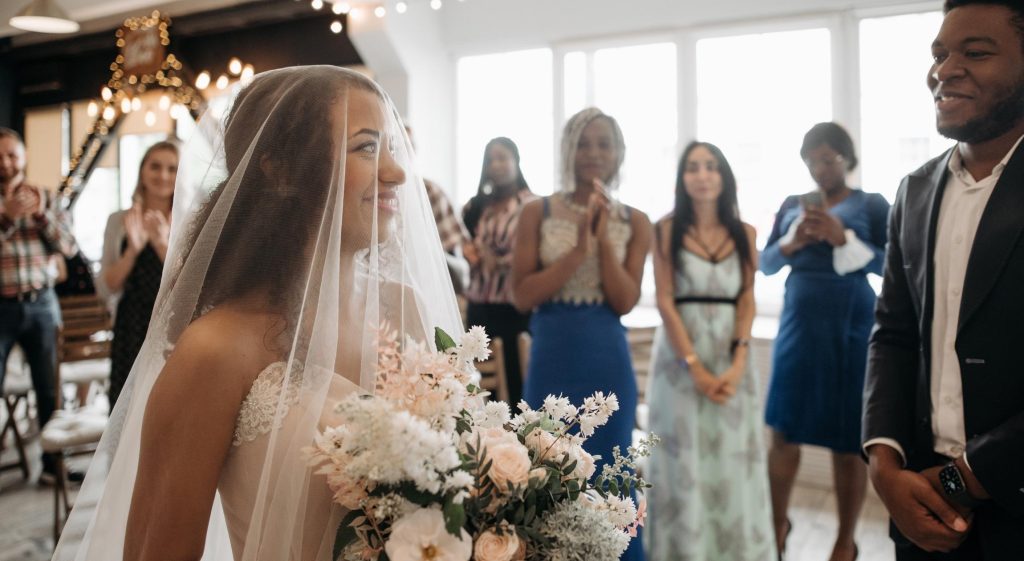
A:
869;446;971;553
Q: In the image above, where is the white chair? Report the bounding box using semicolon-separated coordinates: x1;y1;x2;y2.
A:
39;407;107;541
476;337;509;404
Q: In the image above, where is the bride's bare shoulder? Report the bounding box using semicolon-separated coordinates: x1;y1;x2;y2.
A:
165;306;283;391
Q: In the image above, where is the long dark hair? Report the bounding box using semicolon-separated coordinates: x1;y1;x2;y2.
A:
668;141;753;275
463;137;530;237
173;68;379;336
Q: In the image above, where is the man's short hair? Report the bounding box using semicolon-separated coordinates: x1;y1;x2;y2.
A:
0;127;24;145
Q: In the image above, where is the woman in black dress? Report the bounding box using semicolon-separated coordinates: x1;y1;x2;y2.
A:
100;141;178;408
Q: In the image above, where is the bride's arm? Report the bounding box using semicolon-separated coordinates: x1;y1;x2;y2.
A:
123;314;257;561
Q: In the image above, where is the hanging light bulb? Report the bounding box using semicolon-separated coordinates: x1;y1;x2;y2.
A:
102;106;115;121
170;104;186;120
145;110;156;127
216;74;230;90
159;94;171;111
311;0;323;9
87;100;98;117
395;1;407;13
101;87;112;101
131;97;142;111
120;97;132;113
241;64;255;83
336;2;351;13
195;70;211;90
374;5;386;17
430;0;442;10
332;1;344;14
228;57;243;75
330;20;343;33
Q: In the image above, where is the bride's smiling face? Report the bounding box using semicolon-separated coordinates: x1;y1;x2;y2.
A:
340;88;407;250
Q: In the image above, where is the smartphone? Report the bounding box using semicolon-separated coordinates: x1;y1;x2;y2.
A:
799;191;824;209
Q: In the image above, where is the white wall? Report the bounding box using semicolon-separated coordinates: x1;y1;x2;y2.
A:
348;5;456;191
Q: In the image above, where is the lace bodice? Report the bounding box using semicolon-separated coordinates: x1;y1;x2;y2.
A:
232;361;304;446
538;199;632;305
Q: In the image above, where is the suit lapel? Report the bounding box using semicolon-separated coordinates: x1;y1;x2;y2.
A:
958;143;1024;333
905;151;952;356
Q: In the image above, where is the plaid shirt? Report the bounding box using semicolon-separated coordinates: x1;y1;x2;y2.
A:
424;178;467;254
0;184;78;298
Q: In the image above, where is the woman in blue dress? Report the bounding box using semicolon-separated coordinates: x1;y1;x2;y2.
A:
761;122;890;561
512;107;651;561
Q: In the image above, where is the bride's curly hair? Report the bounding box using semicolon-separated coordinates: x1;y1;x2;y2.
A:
170;67;381;349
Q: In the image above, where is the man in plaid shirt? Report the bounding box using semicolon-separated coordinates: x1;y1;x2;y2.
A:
0;127;78;481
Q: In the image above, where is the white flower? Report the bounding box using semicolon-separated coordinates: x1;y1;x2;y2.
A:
538;501;630;561
542;395;576;422
384;507;472;561
456;325;491;363
479;401;511;428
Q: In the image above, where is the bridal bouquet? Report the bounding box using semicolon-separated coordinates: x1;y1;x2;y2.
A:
305;325;657;561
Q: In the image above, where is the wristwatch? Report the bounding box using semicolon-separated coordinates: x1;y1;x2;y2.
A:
938;462;982;509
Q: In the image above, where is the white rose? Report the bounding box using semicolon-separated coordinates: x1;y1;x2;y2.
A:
384;508;472;561
473;529;521;561
485;441;532;491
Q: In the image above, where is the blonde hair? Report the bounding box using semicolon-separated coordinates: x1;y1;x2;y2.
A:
559;107;625;193
133;140;180;205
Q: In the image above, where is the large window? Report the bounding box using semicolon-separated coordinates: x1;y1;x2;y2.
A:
860;11;948;201
563;42;678;221
455;49;554;205
696;27;832;316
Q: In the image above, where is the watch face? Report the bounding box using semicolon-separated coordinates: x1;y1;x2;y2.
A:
940;464;965;495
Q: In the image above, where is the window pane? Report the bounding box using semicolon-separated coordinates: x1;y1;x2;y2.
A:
456;49;554;203
860;12;947;202
592;42;678;220
697;28;832;316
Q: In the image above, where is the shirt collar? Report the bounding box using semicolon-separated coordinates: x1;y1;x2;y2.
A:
948;133;1024;182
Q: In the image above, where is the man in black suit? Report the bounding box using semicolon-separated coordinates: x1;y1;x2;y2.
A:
863;1;1024;559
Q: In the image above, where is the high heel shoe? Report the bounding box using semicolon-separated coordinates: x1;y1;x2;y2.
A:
777;518;792;561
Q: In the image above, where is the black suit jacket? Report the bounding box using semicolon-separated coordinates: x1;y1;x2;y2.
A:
863;144;1024;558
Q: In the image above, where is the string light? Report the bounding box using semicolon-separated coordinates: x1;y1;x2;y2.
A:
228;57;242;75
332;1;344;14
396;2;407;13
311;0;324;10
102;106;115;121
430;0;442;10
195;70;210;90
159;94;171;110
330;20;343;33
241;64;255;83
101;87;112;101
336;2;350;13
216;74;229;90
375;6;386;17
145;110;156;127
131;97;142;111
120;97;132;113
87;101;98;117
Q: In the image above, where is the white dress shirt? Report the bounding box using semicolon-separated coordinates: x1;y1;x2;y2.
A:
865;135;1024;465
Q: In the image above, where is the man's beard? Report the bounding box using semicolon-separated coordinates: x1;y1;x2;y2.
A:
938;78;1024;143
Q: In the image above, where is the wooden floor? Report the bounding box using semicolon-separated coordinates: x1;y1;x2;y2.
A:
0;445;896;561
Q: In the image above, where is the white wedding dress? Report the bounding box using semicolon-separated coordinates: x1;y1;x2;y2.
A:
53;66;463;561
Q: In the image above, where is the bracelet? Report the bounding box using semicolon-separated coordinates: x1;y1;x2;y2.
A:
730;338;750;354
676;353;698;369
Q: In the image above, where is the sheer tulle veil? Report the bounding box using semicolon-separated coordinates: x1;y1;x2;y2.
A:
53;65;463;560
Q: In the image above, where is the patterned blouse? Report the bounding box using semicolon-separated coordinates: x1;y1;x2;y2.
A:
464;191;536;305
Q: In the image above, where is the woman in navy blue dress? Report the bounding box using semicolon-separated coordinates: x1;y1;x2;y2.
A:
761;123;889;561
512;108;651;561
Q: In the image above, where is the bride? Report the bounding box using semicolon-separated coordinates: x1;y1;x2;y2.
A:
53;66;464;561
